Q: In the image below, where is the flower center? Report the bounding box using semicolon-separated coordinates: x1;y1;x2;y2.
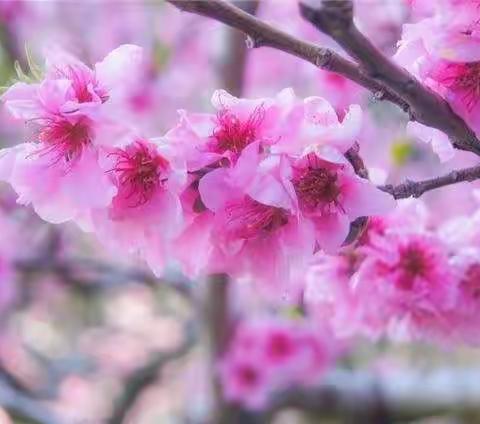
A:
462;263;480;299
55;65;109;104
440;62;480;111
212;105;264;155
237;364;260;387
266;332;294;361
396;243;432;290
225;197;289;240
110;141;169;207
37;117;93;162
293;164;340;212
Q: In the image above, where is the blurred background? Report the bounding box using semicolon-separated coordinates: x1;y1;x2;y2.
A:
0;1;480;423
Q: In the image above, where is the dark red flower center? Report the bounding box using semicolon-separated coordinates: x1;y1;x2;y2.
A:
293;159;341;212
265;332;294;361
395;243;432;290
37;117;93;163
110;141;169;207
237;364;260;387
55;65;109;104
225;197;289;240
212;105;264;155
440;62;480;111
462;263;480;299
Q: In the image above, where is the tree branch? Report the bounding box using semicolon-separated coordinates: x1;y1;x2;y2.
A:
108;322;196;424
165;0;409;111
380;164;480;199
265;368;480;422
299;0;480;156
221;1;260;96
0;377;61;424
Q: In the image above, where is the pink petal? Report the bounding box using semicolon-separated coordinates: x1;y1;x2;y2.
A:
304;96;338;126
95;44;144;92
198;168;236;212
313;213;350;253
407;121;455;162
1;82;41;120
342;176;396;220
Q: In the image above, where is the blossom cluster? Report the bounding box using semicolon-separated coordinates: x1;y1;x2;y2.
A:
305;198;480;346
0;45;394;292
218;317;337;410
395;0;480;161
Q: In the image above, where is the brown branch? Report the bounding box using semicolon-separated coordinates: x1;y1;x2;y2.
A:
221;1;260;96
380;164;480;199
165;0;409;111
344;143;369;245
299;0;480;156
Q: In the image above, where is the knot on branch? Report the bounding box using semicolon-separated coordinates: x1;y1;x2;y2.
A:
245;35;265;49
315;48;333;68
345;143;369;179
299;0;353;35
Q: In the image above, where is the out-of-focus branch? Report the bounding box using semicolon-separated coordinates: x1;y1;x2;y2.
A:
108;322;196;424
0;377;61;424
204;273;235;424
16;255;192;299
165;0;409;111
299;0;480;156
222;1;259;96
380;164;480;199
265;368;480;422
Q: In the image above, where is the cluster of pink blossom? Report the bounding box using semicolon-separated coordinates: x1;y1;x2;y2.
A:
0;45;395;291
395;0;480;161
305;199;480;346
218;317;337;410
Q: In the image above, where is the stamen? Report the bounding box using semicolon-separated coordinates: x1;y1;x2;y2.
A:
212;105;265;154
110;141;169;208
292;154;342;212
225;196;289;240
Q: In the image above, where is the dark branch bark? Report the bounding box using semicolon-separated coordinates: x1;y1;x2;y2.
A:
166;0;409;111
221;1;260;96
299;0;480;156
380;165;480;199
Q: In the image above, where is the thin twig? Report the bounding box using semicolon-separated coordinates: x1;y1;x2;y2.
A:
299;0;480;156
165;0;409;111
222;0;260;95
380;165;480;199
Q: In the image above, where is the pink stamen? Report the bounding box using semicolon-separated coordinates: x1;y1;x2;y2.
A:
225;196;289;240
110;140;170;208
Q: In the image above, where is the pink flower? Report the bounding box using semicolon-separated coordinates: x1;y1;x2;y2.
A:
91;137;186;276
0;45;143;224
286;151;395;252
195;146;315;293
351;230;458;340
305;250;365;338
218;317;337;409
394;4;480;159
165;88;294;171
218;355;272;410
441;249;480;345
273;96;362;155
